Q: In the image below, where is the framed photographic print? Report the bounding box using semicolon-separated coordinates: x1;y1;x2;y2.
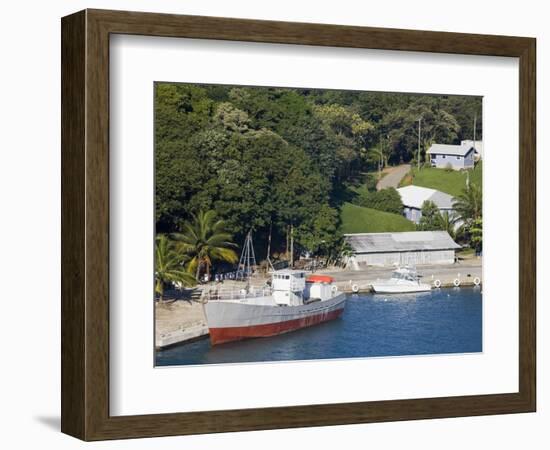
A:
61;9;536;441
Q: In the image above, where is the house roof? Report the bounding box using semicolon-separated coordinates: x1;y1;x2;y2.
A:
461;140;483;157
427;143;474;157
344;231;461;254
397;185;455;210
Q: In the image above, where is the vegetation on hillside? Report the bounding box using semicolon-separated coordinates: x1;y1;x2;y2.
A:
155;82;481;273
340;203;415;234
398;159;483;250
154;235;197;302
352;187;404;215
401;162;482;197
170;210;239;280
453;184;483;253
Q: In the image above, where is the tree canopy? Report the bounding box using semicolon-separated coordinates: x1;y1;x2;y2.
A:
353;187;404;215
155;82;482;265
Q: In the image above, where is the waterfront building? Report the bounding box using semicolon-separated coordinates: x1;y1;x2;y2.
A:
397;185;455;224
427;142;476;170
344;231;461;268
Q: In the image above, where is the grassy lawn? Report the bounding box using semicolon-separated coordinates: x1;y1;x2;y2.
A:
340;203;416;234
400;162;482;197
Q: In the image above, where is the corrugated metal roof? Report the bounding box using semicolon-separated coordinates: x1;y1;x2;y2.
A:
428;190;455;209
427;143;474;156
397;185;455;209
344;231;461;254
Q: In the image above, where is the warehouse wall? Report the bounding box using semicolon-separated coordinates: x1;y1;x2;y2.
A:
355;250;456;266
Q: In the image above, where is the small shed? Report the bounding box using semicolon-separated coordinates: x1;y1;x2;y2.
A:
397;185;455;224
427;143;475;170
345;231;461;267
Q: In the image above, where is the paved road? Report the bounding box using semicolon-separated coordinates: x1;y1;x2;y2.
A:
376;164;411;190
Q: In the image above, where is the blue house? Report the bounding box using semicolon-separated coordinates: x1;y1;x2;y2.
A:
427;143;475;170
396;185;455;224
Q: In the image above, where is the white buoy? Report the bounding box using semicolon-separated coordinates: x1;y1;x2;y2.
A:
473;277;481;286
352;284;359;293
434;279;442;288
453;278;461;287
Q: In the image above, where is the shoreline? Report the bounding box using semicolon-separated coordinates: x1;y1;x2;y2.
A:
156;284;482;352
156;259;482;350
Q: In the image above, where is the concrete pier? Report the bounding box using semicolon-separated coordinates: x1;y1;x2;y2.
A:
156;322;209;350
155;259;482;349
323;259;482;293
155;296;209;350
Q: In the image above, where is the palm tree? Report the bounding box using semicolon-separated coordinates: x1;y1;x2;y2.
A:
155;235;196;302
418;200;441;231
469;217;483;254
171;210;238;281
453;183;483;251
438;210;458;239
337;240;354;268
453;183;482;225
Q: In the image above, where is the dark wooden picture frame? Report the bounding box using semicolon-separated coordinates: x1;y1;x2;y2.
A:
61;9;536;441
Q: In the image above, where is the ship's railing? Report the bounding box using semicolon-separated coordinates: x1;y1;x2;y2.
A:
203;286;273;301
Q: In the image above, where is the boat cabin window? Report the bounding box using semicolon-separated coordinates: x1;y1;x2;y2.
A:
273;273;306;280
392;271;414;281
273;274;291;280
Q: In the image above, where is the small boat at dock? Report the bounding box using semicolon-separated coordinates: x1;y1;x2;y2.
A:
371;266;431;294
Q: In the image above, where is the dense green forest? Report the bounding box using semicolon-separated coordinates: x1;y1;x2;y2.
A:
155;83;482;268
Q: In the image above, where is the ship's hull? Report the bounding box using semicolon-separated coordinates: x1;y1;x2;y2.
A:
204;294;346;345
371;282;431;294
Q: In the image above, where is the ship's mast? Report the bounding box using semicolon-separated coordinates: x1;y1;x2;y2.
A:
237;230;257;281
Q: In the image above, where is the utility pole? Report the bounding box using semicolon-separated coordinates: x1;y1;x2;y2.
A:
290;223;294;268
473;113;477;154
266;221;274;271
385;134;389;170
417;117;422;169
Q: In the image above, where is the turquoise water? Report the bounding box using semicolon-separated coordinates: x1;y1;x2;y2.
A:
155;287;482;366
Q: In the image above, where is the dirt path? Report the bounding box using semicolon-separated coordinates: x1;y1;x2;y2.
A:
376;164;411;190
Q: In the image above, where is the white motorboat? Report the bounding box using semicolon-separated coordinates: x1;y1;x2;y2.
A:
371;266;432;294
